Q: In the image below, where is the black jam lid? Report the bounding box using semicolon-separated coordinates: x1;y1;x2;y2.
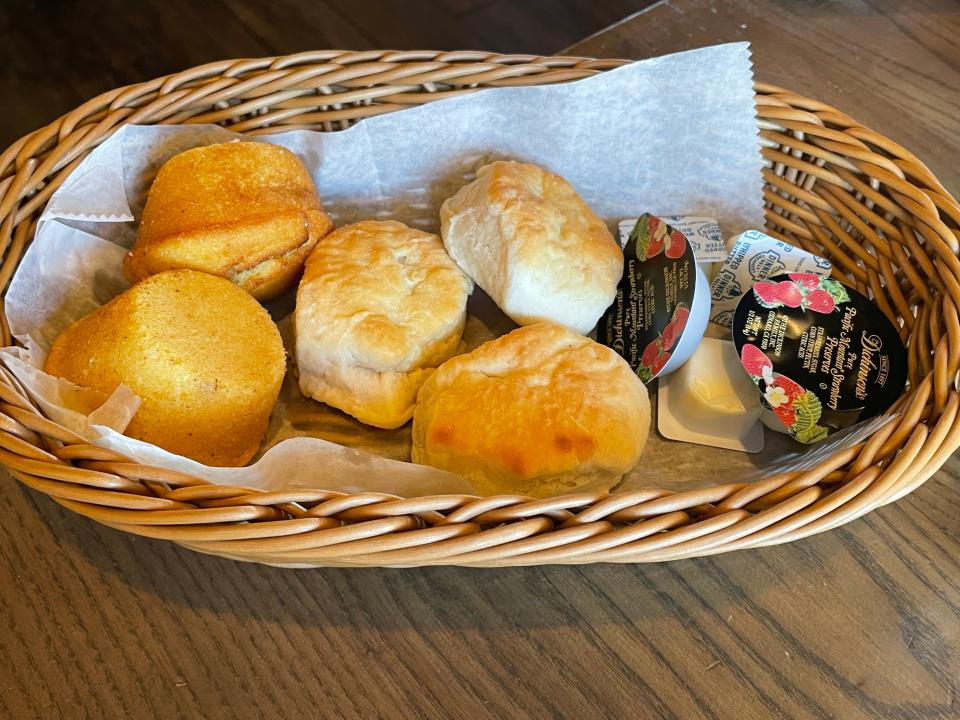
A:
732;272;907;443
597;213;696;383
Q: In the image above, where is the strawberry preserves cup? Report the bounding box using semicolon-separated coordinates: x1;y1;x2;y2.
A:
598;214;710;383
732;272;907;443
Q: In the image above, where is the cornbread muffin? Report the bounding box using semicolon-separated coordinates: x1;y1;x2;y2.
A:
124;142;333;300
440;161;623;334
412;322;650;497
295;220;472;429
44;270;286;466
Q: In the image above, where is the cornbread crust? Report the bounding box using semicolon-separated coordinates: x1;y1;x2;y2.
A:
124;142;333;300
45;270;286;466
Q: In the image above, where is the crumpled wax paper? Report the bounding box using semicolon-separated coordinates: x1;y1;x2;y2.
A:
3;42;771;495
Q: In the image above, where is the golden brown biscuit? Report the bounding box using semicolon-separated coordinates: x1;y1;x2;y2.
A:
412;322;650;497
440;161;623;334
295;220;472;429
124;142;333;300
44;270;286;466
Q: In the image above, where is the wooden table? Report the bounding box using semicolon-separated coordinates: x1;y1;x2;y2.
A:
2;2;958;718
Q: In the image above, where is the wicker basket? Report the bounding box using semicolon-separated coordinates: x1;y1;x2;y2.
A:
0;50;957;567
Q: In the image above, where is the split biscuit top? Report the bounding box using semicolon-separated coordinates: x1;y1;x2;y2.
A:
412;322;650;497
44;269;286;467
440;160;623;335
295;220;473;430
124;142;333;300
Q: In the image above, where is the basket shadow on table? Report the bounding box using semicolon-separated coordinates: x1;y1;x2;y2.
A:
23;480;819;632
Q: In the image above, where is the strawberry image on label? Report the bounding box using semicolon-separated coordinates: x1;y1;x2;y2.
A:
660;304;689;350
660;323;679;351
641;338;662;367
672;305;690;331
645;236;665;259
629;214;667;261
665;229;687;259
773;281;803;308
754;273;851;313
788;272;821;290
739;344;826;439
648;351;671;376
752;280;781;307
740;343;773;379
754;279;803;308
769;373;804;403
804;288;836;314
773;403;797;428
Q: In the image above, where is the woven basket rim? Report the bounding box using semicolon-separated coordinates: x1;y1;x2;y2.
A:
1;50;958;567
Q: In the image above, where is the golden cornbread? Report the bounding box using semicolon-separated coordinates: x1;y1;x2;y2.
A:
295;220;473;429
124;142;333;300
44;270;286;466
412;322;650;497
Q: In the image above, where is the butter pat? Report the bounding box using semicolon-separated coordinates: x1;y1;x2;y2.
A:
658;337;763;452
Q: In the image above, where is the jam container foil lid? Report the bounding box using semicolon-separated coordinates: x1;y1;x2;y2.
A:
598;213;709;383
732;272;907;443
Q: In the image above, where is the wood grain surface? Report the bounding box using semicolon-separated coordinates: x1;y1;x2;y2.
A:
1;1;959;718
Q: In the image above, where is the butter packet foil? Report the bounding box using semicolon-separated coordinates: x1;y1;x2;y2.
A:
618;216;727;263
710;229;831;327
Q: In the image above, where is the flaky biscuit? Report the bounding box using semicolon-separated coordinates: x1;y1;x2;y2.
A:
295;220;472;429
412;322;650;497
440;161;622;334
